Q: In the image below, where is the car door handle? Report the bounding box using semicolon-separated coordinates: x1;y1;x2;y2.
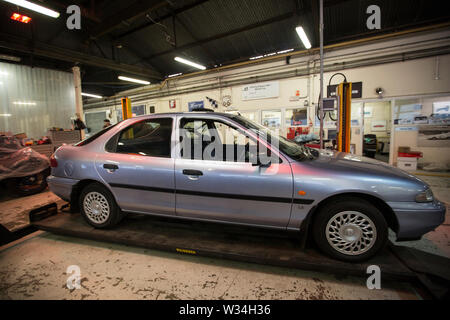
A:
182;169;203;176
103;164;119;170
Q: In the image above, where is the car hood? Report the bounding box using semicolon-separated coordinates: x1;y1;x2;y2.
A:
303;149;427;188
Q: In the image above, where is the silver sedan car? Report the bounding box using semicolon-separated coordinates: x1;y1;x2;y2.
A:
47;112;445;262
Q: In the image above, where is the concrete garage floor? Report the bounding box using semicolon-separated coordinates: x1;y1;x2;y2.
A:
0;233;418;300
0;173;448;300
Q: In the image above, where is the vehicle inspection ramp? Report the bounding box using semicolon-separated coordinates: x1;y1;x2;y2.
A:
28;203;450;299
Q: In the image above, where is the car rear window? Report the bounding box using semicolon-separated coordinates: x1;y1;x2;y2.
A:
75;124;117;146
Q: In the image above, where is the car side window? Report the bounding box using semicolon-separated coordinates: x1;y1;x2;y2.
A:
115;118;173;158
179;118;259;163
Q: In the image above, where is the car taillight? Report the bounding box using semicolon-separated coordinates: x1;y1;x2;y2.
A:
50;154;58;167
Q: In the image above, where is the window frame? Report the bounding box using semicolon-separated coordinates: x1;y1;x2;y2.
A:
177;116;282;164
105;117;174;158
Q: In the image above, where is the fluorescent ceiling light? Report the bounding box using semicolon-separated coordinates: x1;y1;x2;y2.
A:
0;54;21;62
277;48;294;54
167;72;183;78
249;48;294;60
4;0;60;18
0;71;8;76
295;26;312;49
81;93;102;99
118;76;150;85
13;101;36;105
0;113;12;117
174;57;206;70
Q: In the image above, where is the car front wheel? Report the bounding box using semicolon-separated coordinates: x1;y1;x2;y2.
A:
79;183;123;228
313;197;388;262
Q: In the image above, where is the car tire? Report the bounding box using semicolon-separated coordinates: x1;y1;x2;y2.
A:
79;182;124;228
312;197;388;262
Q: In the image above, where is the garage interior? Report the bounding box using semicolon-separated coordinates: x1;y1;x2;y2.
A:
0;0;449;301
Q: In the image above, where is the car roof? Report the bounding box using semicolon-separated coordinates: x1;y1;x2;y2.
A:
131;111;235;118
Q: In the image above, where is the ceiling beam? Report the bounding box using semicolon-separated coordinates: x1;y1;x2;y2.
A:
89;0;169;39
0;32;162;79
173;15;218;65
115;0;211;40
138;0;353;63
141;11;297;62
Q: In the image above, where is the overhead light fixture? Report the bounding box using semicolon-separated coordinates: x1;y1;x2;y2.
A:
295;26;312;49
277;48;294;54
249;48;294;61
0;113;12;117
10;13;32;24
118;76;150;85
167;73;183;78
0;71;8;76
0;54;21;62
13;101;36;105
174;57;206;70
81;93;102;99
4;0;60;18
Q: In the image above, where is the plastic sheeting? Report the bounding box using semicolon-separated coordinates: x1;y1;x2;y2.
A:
0;136;50;181
0;62;76;139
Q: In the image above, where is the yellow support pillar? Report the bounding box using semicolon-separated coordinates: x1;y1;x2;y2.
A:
337;82;352;153
121;97;132;120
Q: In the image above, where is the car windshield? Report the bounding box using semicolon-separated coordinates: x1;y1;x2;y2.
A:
225;114;318;161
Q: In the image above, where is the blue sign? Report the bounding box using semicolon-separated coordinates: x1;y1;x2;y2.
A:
188;101;204;111
395;126;418;131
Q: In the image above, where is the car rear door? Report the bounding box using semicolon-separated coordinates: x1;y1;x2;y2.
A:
95;116;175;216
174;114;293;228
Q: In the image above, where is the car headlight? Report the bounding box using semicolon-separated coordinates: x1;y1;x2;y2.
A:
415;189;433;202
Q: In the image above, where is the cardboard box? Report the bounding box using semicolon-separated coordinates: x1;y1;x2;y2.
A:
398;146;410;153
397;157;417;171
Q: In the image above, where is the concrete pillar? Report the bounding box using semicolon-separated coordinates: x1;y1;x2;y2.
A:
72;66;85;139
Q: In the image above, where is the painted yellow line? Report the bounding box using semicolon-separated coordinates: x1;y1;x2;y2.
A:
176;248;197;255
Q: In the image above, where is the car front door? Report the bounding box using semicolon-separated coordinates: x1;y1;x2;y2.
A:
174;115;293;228
95;116;175;216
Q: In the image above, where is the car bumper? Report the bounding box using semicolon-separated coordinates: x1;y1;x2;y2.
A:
47;175;79;202
388;200;446;241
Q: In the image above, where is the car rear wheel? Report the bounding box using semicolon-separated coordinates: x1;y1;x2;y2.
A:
312;197;388;262
79;183;123;228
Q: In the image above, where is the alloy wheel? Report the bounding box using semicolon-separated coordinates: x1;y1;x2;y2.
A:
325;211;377;256
83;191;110;224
